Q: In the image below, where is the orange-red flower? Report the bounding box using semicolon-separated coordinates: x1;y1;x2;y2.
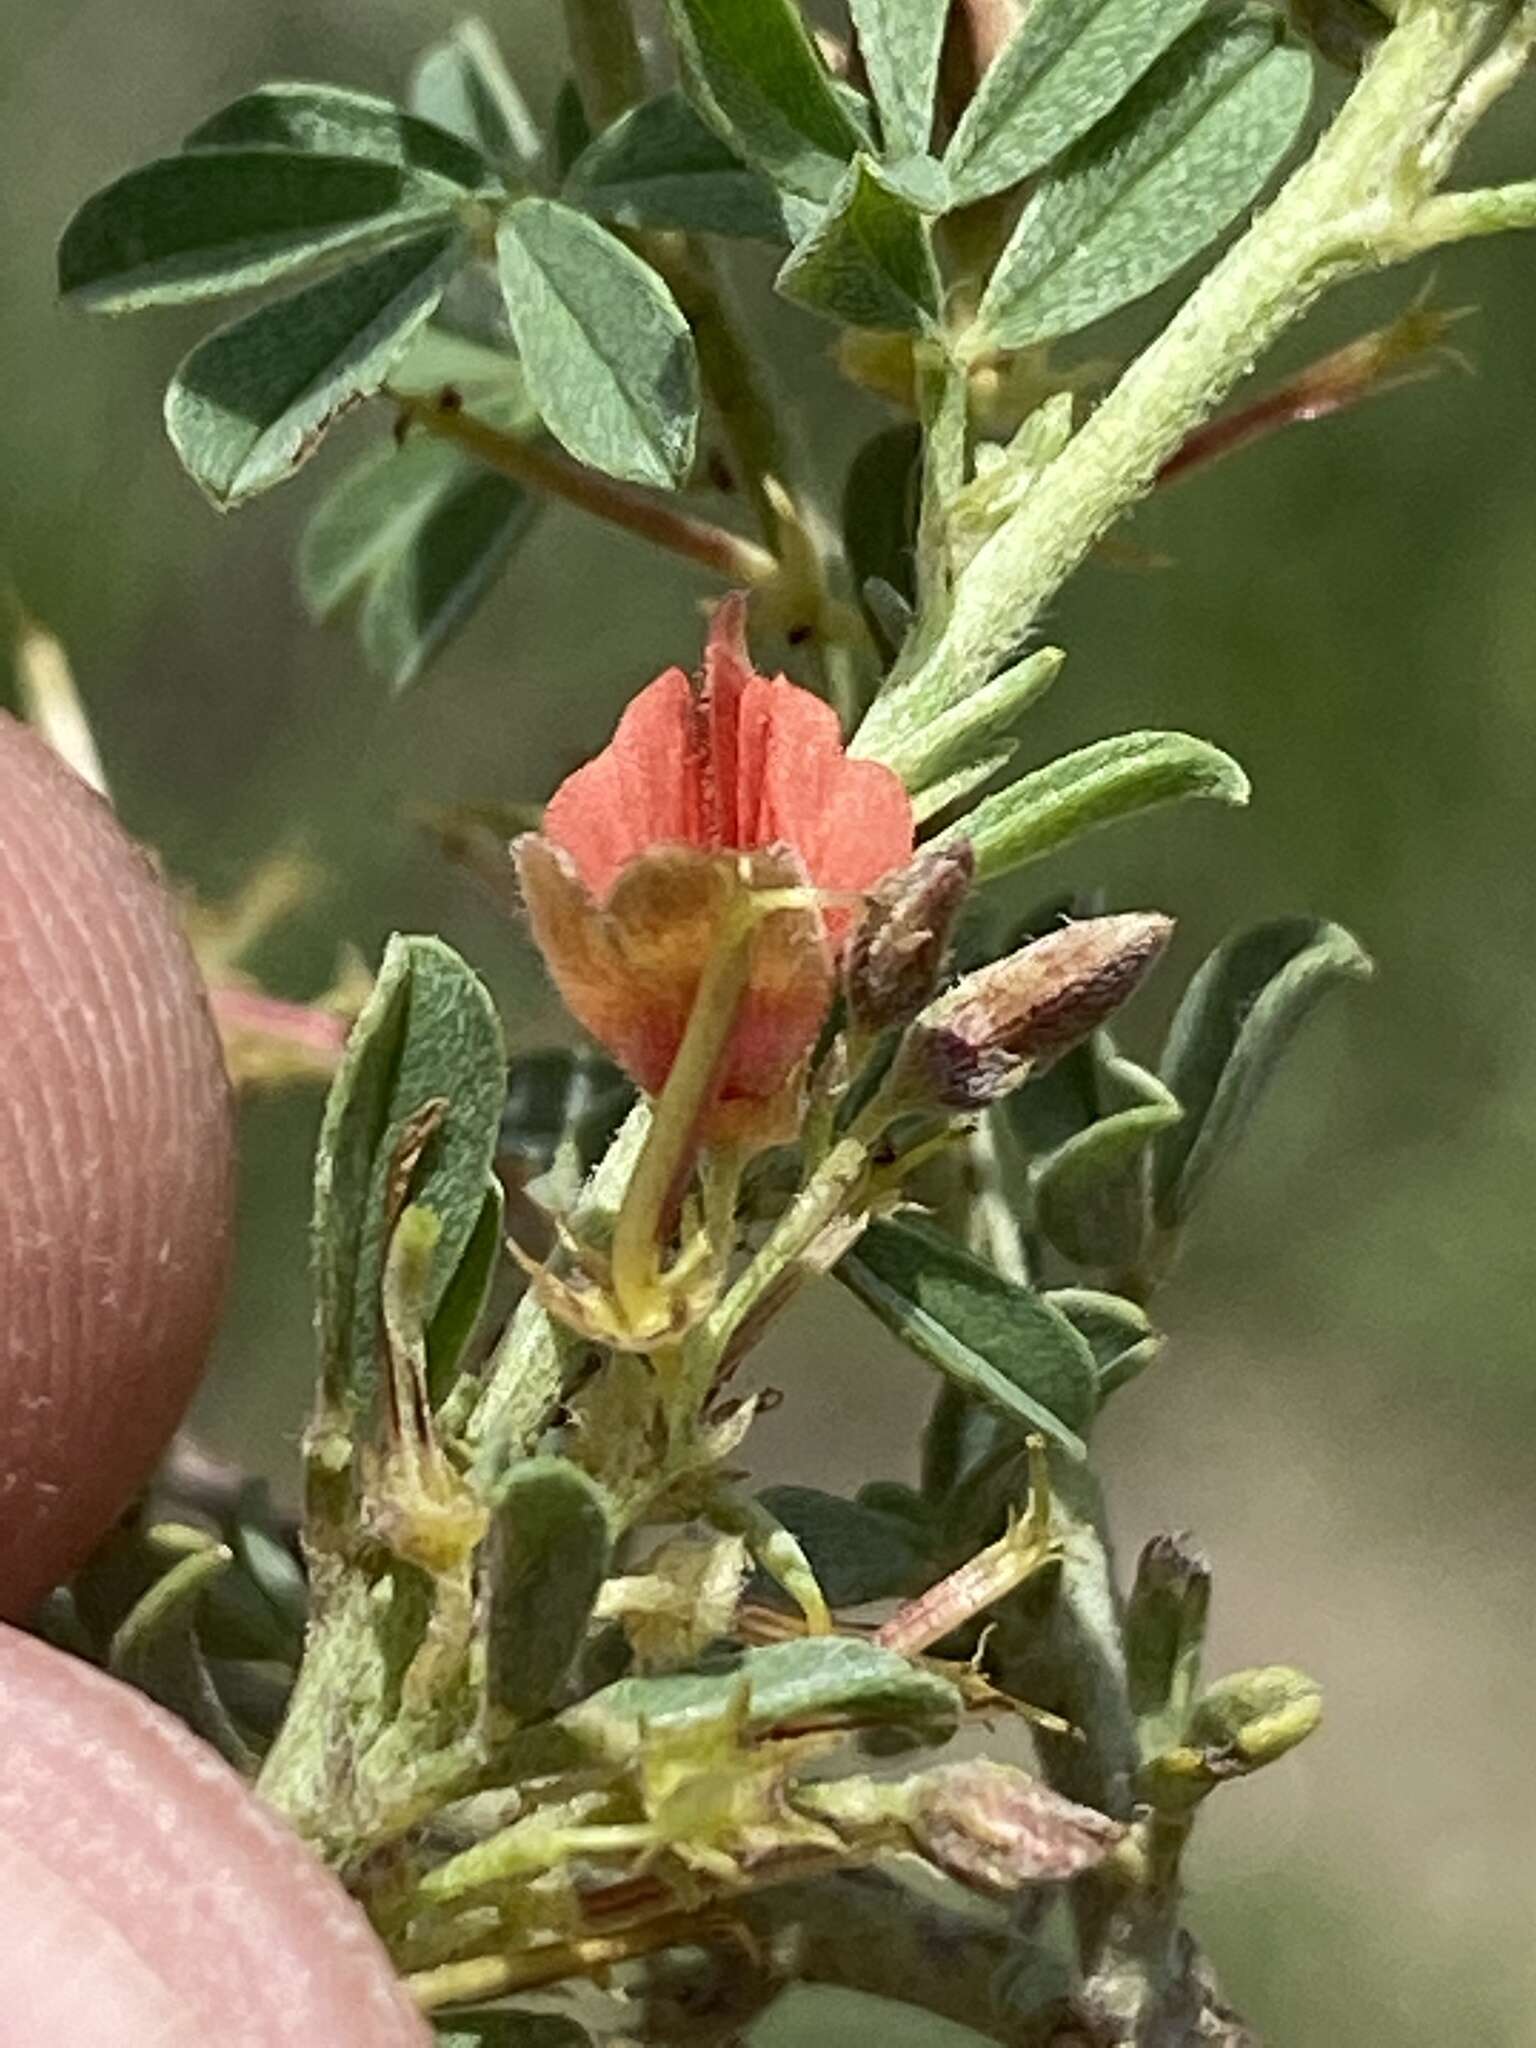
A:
515;598;913;1146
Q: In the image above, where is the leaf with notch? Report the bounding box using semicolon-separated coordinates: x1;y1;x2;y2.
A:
496;199;699;488
165;225;462;505
664;0;864;201
1154;916;1371;1229
848;0;950;158
313;933;507;1415
776;155;940;331
936;729;1249;882
184;81;495;191
58;150;458;311
1033;1055;1180;1269
567;89;811;242
944;0;1207;206
838;1216;1098;1456
410;17;543;173
973;11;1313;352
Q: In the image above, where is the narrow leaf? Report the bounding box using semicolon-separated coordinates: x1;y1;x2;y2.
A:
838;1216;1098;1454
109;1544;254;1772
483;1459;613;1726
425;1180;505;1399
184;81;494;191
313;934;507;1414
776;155;940;332
1048;1287;1163;1397
756;1485;932;1606
944;0;1207;206
165;226;462;505
58;150;455;311
848;0;950;157
664;0;864;200
567;90;809;242
1154;917;1371;1228
973;13;1314;352
937;730;1249;883
410;18;543;172
1032;1058;1180;1269
496;199;699;487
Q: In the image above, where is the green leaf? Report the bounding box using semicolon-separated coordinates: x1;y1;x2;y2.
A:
937;730;1250;883
483;1458;613;1726
1047;1287;1163;1397
495;198;699;487
972;12;1313;351
756;1486;932;1606
837;1216;1098;1455
567;90;811;242
165;226;462;505
313;933;507;1415
550;79;595;184
776;155;940;332
564;1635;961;1759
410;17;543;172
435;2016;593;2048
58;150;458;311
664;0;864;201
944;0;1208;206
844;421;922;624
1153;917;1371;1230
109;1544;255;1772
184;81;495;191
1032;1056;1181;1269
848;0;950;157
425;1180;504;1399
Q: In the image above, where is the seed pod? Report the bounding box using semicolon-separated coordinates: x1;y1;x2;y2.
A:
846;841;975;1039
899;913;1173;1109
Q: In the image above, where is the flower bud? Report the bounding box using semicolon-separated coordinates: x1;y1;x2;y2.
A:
846;842;975;1039
1187;1665;1323;1769
899;913;1174;1110
1125;1532;1212;1735
909;1761;1124;1894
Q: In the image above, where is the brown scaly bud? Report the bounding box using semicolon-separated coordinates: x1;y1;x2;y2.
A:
846;841;975;1040
898;912;1173;1110
909;1761;1124;1895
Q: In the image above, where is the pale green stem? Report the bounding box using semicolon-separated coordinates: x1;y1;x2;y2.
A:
854;0;1512;766
1394;177;1536;253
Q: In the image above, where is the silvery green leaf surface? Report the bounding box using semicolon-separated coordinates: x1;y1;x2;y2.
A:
973;12;1314;350
184;81;495;191
165;226;462;504
409;17;543;172
838;1216;1098;1455
665;0;864;200
312;933;506;1415
496;198;699;487
944;0;1207;205
848;0;950;157
776;154;940;331
936;729;1250;882
567;89;811;241
58;149;459;310
1154;916;1371;1228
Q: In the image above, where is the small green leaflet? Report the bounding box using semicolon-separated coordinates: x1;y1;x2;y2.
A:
183;81;496;192
567;90;813;242
972;12;1314;352
1154;916;1371;1229
496;199;699;489
837;1216;1098;1455
776;155;940;332
410;17;543;173
1048;1287;1163;1398
164;227;462;505
936;729;1249;882
944;0;1208;206
58;149;459;311
847;0;950;158
664;0;864;201
1032;1056;1181;1270
755;1485;933;1606
482;1459;613;1727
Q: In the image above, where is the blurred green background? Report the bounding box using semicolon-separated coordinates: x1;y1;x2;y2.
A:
4;6;1534;2043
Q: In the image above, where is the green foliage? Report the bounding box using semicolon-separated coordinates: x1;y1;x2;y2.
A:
1047;1287;1163;1397
495;198;700;487
483;1459;614;1726
567;90;810;241
847;0;950;158
184;82;495;190
777;155;940;330
434;2016;593;2048
1154;917;1372;1230
936;729;1250;881
1032;1053;1180;1270
973;12;1314;352
312;934;506;1417
166;228;463;505
755;1485;934;1606
664;0;865;200
410;17;544;173
838;1216;1098;1456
